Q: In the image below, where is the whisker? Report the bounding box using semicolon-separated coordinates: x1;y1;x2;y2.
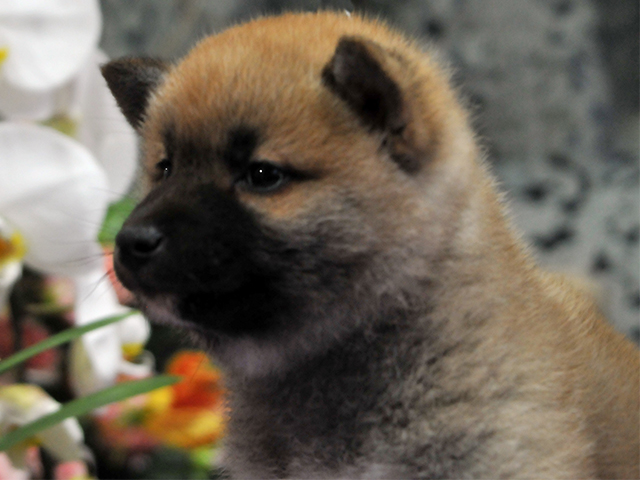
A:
78;271;113;305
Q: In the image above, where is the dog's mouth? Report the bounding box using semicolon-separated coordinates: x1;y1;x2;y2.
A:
131;291;221;338
132;292;189;328
112;226;295;337
124;272;290;338
113;249;256;333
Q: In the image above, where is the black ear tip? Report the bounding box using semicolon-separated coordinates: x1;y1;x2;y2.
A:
100;57;167;80
100;60;119;84
334;36;367;55
322;36;372;89
100;58;133;89
323;35;403;133
100;57;169;130
330;36;369;63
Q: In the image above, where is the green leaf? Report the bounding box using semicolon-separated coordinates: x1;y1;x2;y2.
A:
98;197;136;245
0;375;180;452
0;312;135;375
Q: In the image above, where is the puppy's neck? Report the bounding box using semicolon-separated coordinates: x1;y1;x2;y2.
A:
222;311;432;476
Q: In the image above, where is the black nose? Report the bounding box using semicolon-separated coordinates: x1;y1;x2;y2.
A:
115;225;165;268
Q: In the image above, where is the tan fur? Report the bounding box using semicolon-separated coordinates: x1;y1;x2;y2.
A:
438;168;640;478
116;11;638;478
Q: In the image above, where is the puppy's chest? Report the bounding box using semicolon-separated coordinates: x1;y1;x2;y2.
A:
222;374;459;480
220;329;464;478
224;361;385;477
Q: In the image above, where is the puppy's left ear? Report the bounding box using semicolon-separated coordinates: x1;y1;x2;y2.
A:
322;37;427;173
101;57;169;130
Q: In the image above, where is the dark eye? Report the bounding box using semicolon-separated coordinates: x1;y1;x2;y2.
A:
244;161;287;192
155;159;172;180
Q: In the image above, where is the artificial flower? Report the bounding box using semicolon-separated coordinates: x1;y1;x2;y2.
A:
0;384;86;471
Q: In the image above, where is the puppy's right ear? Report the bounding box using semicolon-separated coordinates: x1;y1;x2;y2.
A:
101;58;169;130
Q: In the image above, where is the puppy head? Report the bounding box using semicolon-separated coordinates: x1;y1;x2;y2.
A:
102;12;475;374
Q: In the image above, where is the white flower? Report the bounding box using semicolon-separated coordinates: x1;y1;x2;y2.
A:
0;123;108;276
70;267;153;397
0;0;101;119
72;50;139;201
0;41;139;201
0;0;148;397
0;123;150;396
0;216;24;309
0;384;85;469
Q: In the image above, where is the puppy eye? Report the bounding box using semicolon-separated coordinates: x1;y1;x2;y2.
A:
155;159;172;180
244;161;287;192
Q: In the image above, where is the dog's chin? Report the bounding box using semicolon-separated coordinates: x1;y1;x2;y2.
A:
133;292;198;331
130;292;270;376
131;289;359;379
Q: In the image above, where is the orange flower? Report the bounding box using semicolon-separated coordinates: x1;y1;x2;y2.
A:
142;351;227;450
166;351;224;409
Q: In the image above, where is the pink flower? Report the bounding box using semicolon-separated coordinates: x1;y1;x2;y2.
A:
54;461;90;480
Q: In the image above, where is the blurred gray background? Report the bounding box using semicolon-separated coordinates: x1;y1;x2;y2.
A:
99;0;639;341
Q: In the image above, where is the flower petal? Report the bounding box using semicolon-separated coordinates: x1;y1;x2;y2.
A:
0;81;56;119
73;267;127;326
0;385;85;463
38;418;85;462
70;267;151;395
72;50;138;201
70;267;125;395
0;0;101;91
69;334;118;397
0;384;59;424
116;312;150;350
0;216;25;308
118;354;154;380
0;50;139;185
0;260;21;310
0;123;109;276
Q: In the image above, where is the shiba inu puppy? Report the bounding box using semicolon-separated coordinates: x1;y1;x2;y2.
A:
102;11;639;479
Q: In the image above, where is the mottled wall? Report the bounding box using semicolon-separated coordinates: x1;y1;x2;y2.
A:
99;0;639;340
